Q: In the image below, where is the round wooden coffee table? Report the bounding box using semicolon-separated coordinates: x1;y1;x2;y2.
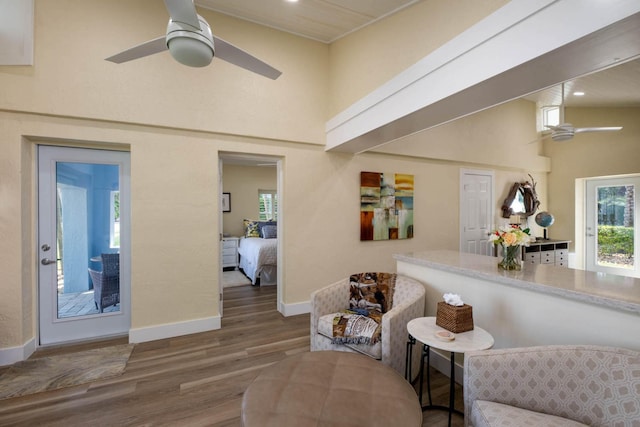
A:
242;351;422;426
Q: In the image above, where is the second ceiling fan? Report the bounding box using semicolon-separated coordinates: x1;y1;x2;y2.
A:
541;83;622;142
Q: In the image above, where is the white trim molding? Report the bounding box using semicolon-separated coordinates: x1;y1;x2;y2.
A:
0;337;36;366
280;300;310;317
129;316;221;343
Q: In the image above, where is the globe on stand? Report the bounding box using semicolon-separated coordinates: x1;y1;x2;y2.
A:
535;211;555;240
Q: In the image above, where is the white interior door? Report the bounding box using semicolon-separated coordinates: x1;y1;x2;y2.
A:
38;146;130;345
585;175;639;278
460;169;494;255
219;158;224;317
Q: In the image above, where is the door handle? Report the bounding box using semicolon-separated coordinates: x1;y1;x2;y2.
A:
41;258;56;265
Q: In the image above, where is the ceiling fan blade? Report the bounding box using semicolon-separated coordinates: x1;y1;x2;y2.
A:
213;35;282;80
575;126;623;133
163;0;200;28
106;36;167;64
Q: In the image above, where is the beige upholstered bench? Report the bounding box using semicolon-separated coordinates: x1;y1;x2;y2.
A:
242;351;422;427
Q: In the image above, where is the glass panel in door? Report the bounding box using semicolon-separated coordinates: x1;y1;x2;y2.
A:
585;175;639;278
595;184;634;270
55;162;121;318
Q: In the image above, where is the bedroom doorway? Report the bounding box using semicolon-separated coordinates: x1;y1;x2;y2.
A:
219;153;282;316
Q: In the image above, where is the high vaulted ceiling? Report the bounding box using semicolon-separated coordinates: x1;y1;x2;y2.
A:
195;0;419;43
523;57;640;108
195;0;640;110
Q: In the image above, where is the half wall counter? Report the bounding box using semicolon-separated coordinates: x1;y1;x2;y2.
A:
394;250;640;351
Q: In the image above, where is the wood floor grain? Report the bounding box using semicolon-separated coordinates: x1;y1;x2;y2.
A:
0;285;464;426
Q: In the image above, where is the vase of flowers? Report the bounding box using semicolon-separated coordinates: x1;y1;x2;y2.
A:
489;225;534;271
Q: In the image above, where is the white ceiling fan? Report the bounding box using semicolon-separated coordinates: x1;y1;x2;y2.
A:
105;0;281;80
540;83;622;142
545;123;623;142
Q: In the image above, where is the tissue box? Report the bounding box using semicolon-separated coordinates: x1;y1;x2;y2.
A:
436;301;474;333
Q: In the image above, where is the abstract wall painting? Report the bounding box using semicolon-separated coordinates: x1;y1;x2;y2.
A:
360;171;414;241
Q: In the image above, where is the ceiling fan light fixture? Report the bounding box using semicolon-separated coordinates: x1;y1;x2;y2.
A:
166;16;215;68
167;36;213;67
551;131;574;142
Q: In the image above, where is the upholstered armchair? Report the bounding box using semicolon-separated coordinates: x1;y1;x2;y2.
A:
310;273;426;376
464;345;640;427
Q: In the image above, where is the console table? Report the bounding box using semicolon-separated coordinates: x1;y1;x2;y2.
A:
523;239;570;267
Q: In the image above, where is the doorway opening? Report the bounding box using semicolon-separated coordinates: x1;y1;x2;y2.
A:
219;152;283;316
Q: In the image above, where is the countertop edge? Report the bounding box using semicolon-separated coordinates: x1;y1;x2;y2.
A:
394;251;640;315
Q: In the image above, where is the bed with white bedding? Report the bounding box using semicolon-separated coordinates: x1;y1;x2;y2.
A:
238;237;277;285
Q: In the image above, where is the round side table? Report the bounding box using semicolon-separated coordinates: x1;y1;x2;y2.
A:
406;317;494;427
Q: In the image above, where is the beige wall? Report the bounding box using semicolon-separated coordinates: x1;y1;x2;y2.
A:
0;106;540;349
1;0;328;144
0;0;540;349
0;0;558;354
544;107;640;249
376;99;549;172
222;164;278;237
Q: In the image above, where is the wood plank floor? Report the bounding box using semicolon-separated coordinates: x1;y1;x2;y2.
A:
0;285;463;426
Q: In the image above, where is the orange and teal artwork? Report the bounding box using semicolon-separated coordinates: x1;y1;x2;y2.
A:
360;171;414;241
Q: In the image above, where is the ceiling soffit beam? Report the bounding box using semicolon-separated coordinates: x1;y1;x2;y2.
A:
325;0;640;154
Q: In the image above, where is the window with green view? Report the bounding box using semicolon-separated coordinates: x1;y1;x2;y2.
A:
259;190;277;221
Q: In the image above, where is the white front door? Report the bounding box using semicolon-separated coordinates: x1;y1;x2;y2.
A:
585;175;639;278
460;169;494;255
38;146;131;345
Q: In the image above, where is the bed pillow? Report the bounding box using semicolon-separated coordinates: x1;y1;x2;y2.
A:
261;225;277;239
243;219;260;238
257;220;276;236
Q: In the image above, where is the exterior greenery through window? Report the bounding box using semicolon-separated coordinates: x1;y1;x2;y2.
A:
259;190;277;221
597;185;634;268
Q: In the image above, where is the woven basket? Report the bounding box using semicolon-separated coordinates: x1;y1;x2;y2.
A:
436;301;474;333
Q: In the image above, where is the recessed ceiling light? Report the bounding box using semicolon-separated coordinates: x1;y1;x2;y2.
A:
573;91;585;96
285;0;298;2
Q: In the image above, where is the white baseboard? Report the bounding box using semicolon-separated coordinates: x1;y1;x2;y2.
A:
280;300;310;317
129;316;221;343
0;337;36;366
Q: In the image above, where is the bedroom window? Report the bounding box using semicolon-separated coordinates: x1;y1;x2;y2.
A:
259;190;277;221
